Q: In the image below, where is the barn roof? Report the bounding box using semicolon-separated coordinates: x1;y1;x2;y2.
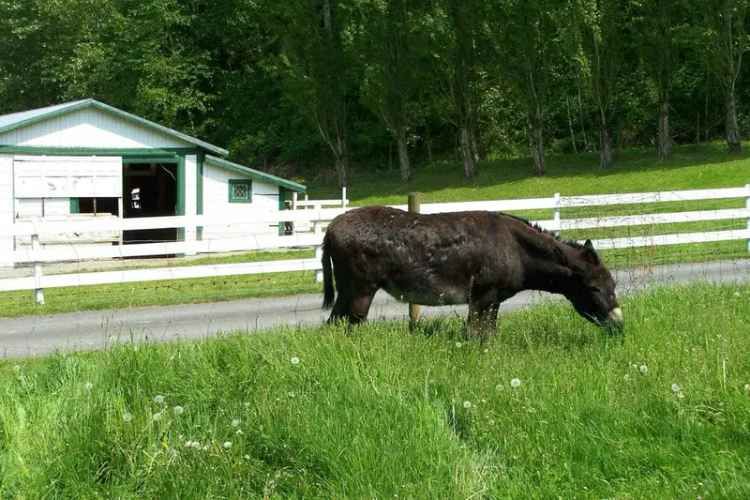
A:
0;99;229;156
205;155;306;193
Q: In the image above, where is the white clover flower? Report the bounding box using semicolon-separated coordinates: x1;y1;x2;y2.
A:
671;383;681;394
223;441;232;449
623;374;630;382
244;454;251;460
153;395;166;405
173;406;184;416
152;412;163;422
231;418;241;428
734;291;741;297
84;382;93;391
236;429;244;435
287;391;295;398
639;364;648;375
677;392;685;399
463;400;472;409
455;342;463;348
495;384;504;392
12;365;21;373
744;383;750;393
510;378;522;389
290;356;300;366
123;412;133;423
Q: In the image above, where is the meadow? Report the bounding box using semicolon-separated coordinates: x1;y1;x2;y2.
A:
1;282;749;498
2;142;750;318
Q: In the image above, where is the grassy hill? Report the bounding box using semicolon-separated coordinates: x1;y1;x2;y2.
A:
1;283;749;498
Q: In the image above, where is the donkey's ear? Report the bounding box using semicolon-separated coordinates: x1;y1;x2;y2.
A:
582;240;600;265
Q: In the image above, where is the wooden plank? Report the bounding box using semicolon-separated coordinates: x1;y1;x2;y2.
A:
419;197;556;214
561;187;749;208
0;258;322;292
588;229;750;250
11;232;323;263
560;208;750;230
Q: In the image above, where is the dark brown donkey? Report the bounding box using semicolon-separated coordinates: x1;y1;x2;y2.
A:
321;206;623;337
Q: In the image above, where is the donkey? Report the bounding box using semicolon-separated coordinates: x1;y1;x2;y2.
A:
321;206;623;338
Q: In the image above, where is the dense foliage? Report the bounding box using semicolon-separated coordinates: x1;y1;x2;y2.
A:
1;0;749;182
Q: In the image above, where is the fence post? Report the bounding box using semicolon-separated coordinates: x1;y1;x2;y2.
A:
553;192;561;236
31;232;45;306
342;186;348;208
746;184;750;253
408;192;421;326
314;203;324;283
292;191;298;210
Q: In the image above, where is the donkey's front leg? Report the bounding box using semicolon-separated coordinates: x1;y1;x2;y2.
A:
466;286;500;340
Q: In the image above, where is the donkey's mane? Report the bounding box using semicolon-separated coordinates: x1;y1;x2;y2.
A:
501;213;586;251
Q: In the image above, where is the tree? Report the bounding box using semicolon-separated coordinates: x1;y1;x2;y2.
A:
702;0;749;153
357;0;428;181
576;0;631;168
435;0;485;178
276;0;354;187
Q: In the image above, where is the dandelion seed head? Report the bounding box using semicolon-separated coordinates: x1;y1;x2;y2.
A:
455;342;462;348
677;392;685;399
290;356;300;365
623;374;630;382
84;382;93;391
152;412;163;422
744;383;750;394
671;383;681;394
463;400;472;409
153;395;166;405
12;365;21;372
236;429;243;435
223;441;232;449
231;418;241;428
510;378;522;388
123;412;133;423
639;364;648;375
173;405;184;416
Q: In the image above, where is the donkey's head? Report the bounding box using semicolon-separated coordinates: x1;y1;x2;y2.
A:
563;240;623;332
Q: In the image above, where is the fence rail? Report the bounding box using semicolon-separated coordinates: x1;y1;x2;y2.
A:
1;184;749;303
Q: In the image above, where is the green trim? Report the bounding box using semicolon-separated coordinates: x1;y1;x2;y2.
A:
196;153;204;241
176;155;186;242
228;179;253;203
205;155;306;193
176;156;186;216
0;99;228;156
123;156;179;164
70;198;80;214
278;187;288;235
0;145;195;157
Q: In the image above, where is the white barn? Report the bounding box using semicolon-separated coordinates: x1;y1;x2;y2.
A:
0;99;306;259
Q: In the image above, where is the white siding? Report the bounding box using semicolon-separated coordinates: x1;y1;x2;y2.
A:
0;108;191;149
0;155;13;266
15;198;70;218
201;163;280;241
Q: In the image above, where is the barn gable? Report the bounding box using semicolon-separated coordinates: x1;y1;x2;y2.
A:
0;99;227;155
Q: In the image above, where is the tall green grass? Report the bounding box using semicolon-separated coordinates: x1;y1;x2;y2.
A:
2;283;749;498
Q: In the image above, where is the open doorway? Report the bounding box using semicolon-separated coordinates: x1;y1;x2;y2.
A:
122;162;178;244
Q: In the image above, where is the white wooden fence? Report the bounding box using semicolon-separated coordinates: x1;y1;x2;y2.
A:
1;184;749;305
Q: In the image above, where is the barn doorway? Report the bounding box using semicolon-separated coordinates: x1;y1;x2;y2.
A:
122;162;179;244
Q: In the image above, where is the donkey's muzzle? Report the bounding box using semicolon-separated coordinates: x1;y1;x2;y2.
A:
604;307;624;332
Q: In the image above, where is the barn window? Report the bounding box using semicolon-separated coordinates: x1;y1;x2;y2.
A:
229;179;252;203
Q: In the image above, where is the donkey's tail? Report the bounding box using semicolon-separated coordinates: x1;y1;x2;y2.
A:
322;234;335;309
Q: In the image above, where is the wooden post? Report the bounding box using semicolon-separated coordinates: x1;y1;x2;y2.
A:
292;191;298;210
31;233;45;306
342;186;348;208
553;192;561;236
408;192;421;325
314;202;324;283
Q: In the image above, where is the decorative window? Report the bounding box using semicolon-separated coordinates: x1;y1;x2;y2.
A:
229;179;252;203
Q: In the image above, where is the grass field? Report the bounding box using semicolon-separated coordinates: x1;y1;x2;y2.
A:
1;283;749;498
2;142;750;318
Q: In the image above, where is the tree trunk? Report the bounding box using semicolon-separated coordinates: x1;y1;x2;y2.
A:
599;112;614;169
459;125;476;178
726;88;742;154
566;96;578;154
577;79;590;151
657;98;672;160
332;131;348;188
527;114;545;176
396;127;411;181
